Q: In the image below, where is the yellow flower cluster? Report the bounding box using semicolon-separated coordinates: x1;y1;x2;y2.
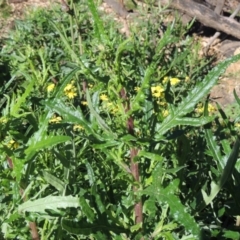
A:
235;122;240;128
170;78;180;86
151;85;165;98
73;124;84;131
195;103;216;114
7;139;19;150
81;101;88;106
47;83;55;92
47;81;78;100
162;77;181;86
150;85;169;117
49;115;62;124
100;94;109;101
100;94;119;114
64;81;77;99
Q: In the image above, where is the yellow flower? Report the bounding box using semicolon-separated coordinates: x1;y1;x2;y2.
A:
47;83;55;92
157;100;167;106
170;78;180;86
81;101;88;106
66;91;77;99
195;104;204;114
64;81;75;91
64;81;77;99
162;109;169;117
235;122;240;128
111;106;119;114
151;85;164;98
73;124;84;131
7;139;19;149
163;77;169;84
100;94;108;101
208;103;216;113
49;116;62;123
88;84;93;88
134;86;140;92
195;103;216;114
185;76;190;82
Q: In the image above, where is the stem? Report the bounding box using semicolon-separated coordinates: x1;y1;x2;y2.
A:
120;88;143;226
7;157;40;240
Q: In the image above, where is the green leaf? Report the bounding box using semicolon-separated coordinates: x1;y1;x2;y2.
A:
61;218;127;235
11;73;35;117
45;98;102;140
130;223;142;232
155;54;240;138
174;116;214;126
87;0;107;42
24;135;71;161
198;138;240;211
143;164;200;238
223;230;240;239
43;171;65;193
18;196;80;213
234;89;240;106
219;137;240;188
79;196;95;223
131;66;153;112
205;129;224;169
138;151;163;161
85;160;95;186
200;181;220;208
12;157;25;183
86;88;115;136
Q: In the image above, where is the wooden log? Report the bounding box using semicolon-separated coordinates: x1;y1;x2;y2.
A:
104;0;240;40
155;0;240;39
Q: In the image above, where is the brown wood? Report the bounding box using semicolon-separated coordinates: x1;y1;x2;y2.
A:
104;0;240;40
155;0;240;40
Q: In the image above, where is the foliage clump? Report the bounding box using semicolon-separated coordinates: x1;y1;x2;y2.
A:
0;0;240;239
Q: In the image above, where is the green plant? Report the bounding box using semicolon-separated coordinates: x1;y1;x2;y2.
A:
1;0;240;239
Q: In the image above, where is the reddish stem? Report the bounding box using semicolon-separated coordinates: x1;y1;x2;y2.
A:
7;157;40;240
120;88;143;226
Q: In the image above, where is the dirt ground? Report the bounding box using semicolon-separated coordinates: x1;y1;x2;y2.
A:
0;0;58;37
1;0;240;112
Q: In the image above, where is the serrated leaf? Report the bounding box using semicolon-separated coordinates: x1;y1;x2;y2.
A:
155;54;240;139
201;181;220;207
174;116;214;126
138;151;163;161
219;137;240;188
198;138;240;211
86;88;114;136
79;196;95;222
43;171;65;193
25;135;71;161
45;99;90;130
205;129;224;169
92;185;105;214
18;196;79;213
85;160;95;186
12;157;24;182
130;223;142;232
11;73;35;117
143;178;200;238
87;0;107;41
